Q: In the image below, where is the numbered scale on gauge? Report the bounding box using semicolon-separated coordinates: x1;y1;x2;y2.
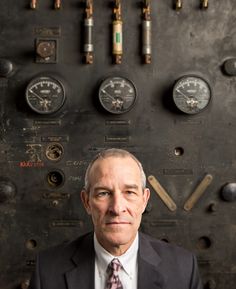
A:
25;76;66;114
98;76;137;114
173;76;211;114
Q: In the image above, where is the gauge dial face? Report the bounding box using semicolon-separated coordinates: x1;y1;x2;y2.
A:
98;76;137;114
25;76;65;114
173;76;211;114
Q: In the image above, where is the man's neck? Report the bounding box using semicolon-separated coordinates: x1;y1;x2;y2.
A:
94;233;138;256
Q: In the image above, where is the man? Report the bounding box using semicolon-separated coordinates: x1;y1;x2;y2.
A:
29;148;203;289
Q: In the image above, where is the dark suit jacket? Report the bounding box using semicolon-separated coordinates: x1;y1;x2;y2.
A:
29;232;203;289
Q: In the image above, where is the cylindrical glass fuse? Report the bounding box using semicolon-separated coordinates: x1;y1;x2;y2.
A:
84;18;94;53
142;20;151;62
113;20;123;63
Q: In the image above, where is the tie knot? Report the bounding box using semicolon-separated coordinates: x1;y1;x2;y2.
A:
108;258;122;272
106;258;123;289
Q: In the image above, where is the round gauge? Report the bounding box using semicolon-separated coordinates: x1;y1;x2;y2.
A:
25;76;66;114
173;76;211;114
98;76;137;114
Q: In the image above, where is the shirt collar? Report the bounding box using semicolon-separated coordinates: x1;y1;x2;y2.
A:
94;233;139;277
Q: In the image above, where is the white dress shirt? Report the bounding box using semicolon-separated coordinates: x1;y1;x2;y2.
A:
94;233;139;289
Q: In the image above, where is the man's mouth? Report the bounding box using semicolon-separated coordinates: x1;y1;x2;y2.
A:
106;221;131;225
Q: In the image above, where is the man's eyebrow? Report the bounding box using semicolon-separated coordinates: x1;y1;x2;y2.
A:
93;186;111;191
93;184;139;191
124;184;139;189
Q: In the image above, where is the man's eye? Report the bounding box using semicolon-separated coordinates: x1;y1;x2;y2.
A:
97;191;110;197
126;191;136;195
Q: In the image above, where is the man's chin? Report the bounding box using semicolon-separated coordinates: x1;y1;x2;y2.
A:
103;231;133;246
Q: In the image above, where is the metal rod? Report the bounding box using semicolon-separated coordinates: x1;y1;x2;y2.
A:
148;175;177;212
184;174;213;211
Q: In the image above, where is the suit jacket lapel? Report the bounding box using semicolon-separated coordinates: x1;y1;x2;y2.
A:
64;232;166;289
138;233;167;289
65;233;95;289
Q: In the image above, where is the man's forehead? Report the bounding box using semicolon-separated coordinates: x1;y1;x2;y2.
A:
91;155;140;171
87;155;143;190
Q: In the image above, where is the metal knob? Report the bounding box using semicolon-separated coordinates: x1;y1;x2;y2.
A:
0;59;13;77
0;178;16;203
221;183;236;202
223;58;236;76
21;279;30;289
36;42;55;59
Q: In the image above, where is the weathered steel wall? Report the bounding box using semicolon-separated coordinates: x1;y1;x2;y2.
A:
0;1;236;288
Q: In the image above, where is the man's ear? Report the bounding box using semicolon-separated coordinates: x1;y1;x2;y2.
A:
142;188;150;213
81;189;92;215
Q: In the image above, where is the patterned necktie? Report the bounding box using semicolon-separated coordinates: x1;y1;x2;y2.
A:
106;258;123;289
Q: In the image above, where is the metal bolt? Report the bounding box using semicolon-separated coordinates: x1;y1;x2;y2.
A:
30;0;37;9
21;279;30;289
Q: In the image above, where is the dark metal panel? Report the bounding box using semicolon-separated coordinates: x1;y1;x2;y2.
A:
0;1;236;288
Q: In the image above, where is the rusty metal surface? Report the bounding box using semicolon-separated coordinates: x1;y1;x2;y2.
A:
0;1;236;288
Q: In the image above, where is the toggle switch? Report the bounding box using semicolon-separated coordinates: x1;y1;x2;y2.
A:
221;183;236;202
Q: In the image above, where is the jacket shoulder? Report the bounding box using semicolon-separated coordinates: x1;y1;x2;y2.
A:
140;232;194;259
139;231;198;275
37;232;93;270
138;233;203;289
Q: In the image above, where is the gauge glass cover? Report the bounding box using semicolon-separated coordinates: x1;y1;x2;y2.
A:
173;76;211;114
98;76;137;114
25;76;65;114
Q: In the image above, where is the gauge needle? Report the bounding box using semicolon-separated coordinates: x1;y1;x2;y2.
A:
176;89;191;100
102;90;116;101
29;89;44;101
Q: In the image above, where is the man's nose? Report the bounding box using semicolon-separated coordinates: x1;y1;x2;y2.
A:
109;192;126;215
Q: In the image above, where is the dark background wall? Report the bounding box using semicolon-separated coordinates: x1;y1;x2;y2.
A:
0;1;236;288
